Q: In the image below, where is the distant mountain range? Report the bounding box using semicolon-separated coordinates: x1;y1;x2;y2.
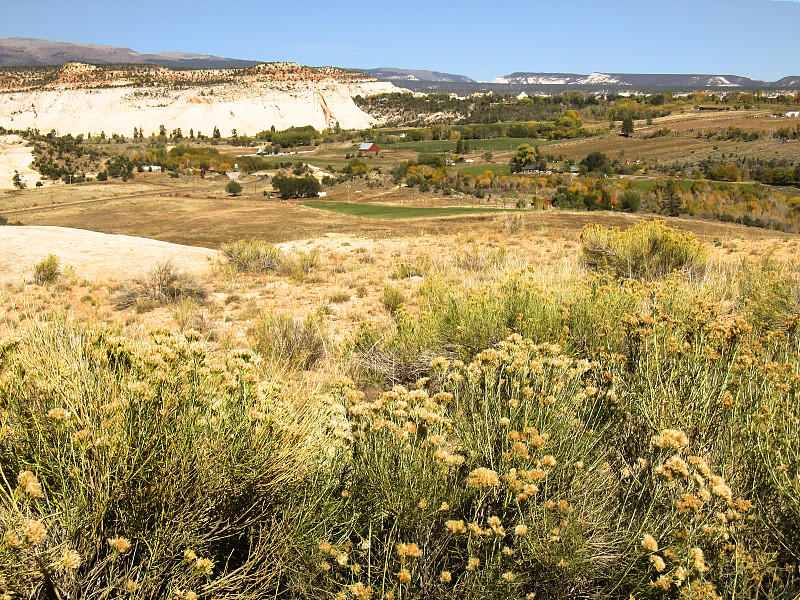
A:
354;67;475;83
493;72;800;88
1;38;798;90
0;37;261;69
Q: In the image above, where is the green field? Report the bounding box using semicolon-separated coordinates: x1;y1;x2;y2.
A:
300;201;504;220
302;157;353;171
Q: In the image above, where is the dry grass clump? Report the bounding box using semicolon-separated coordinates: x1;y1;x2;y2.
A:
581;220;708;280
221;239;283;273
738;255;800;336
391;255;430;279
495;212;525;234
454;245;507;272
248;311;327;371
111;259;208;310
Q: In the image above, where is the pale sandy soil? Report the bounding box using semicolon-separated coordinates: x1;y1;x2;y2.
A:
0;135;39;190
0;226;218;284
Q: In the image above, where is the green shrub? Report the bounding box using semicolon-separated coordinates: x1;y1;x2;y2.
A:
226;180;243;196
33;254;60;285
620;189;641;212
317;327;781;600
380;283;405;315
222;240;283;273
580;220;707;280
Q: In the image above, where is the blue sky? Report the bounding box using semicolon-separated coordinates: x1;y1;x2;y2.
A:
2;0;798;81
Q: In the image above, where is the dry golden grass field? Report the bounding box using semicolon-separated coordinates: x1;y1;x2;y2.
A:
545;110;800;165
1;186;796;346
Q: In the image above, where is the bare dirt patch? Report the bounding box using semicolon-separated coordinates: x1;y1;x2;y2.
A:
0;226;217;284
0;134;38;190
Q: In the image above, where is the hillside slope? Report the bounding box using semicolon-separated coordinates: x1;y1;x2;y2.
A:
0;62;398;135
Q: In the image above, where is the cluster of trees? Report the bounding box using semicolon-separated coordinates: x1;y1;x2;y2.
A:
254;125;320;150
509;144;545;173
361;112;588;148
701;126;761;142
755;165;800;186
606;101;670;122
459;96;598;125
29;131;102;183
355;91;604;127
270;172;321;199
129;144;296;176
552;186;641;212
358;91;683;129
104;154;135;181
318;141;799;231
776;124;800;140
579;151;613;175
657;178;799;231
686;155;800;187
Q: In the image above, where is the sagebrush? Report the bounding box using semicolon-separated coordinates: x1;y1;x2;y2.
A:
111;260;208;309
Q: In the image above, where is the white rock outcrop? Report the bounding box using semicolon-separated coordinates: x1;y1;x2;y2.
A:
0;63;397;136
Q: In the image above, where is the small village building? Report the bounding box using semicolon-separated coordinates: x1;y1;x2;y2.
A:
358;142;380;155
787;111;800;118
522;164;537;173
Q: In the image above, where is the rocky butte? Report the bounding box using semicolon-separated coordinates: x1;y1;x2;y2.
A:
0;61;398;136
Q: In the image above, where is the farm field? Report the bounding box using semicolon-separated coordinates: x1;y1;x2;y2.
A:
546;110;800;167
300;200;502;220
8;174;785;247
382;137;556;153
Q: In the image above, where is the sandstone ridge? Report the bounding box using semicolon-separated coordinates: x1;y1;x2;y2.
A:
0;62;399;135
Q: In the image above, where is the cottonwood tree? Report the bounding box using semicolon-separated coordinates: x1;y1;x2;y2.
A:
226;181;243;196
509;144;539;173
622;116;634;137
